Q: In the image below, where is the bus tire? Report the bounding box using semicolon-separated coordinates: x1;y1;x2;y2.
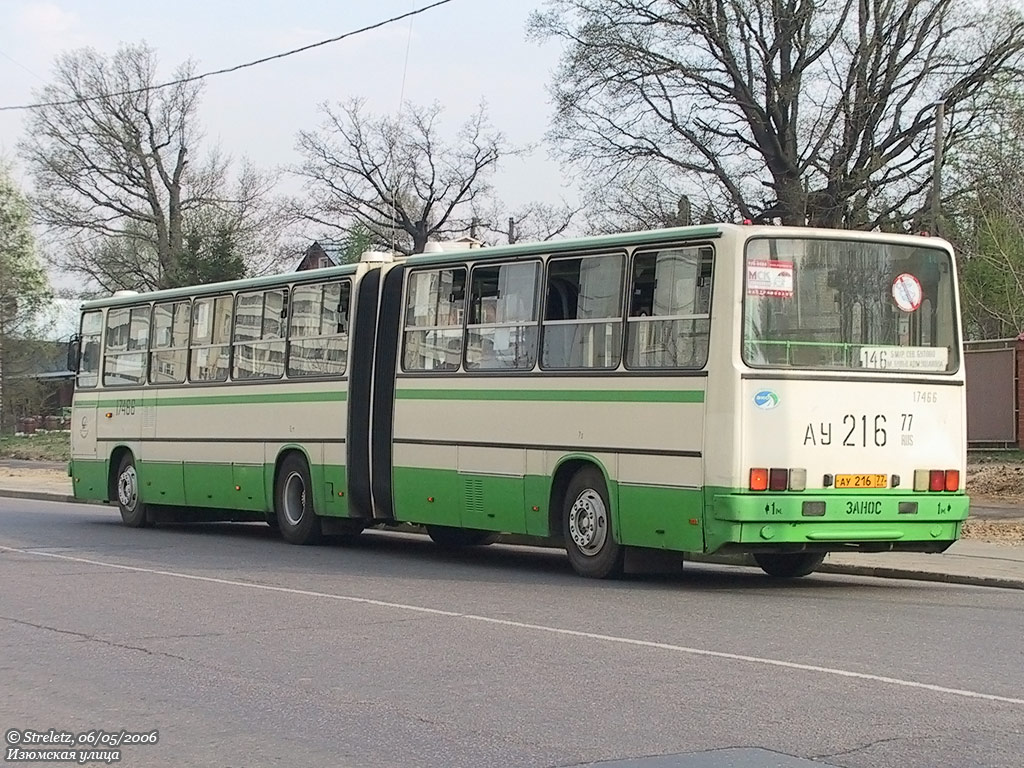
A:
426;525;498;548
275;454;323;545
754;552;825;578
563;466;623;579
115;453;151;528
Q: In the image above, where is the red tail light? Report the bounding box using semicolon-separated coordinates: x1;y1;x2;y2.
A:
944;470;960;492
749;468;768;491
929;470;945;492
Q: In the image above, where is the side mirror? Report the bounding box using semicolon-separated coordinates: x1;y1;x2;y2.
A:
67;334;81;373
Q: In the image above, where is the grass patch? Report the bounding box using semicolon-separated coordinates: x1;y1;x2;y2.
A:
0;432;70;462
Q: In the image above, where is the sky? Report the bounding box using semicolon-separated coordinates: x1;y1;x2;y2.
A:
0;0;577;232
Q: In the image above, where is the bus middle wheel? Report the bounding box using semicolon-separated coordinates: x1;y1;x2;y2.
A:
275;454;323;545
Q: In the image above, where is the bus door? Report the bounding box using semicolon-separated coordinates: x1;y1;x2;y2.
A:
71;310;103;496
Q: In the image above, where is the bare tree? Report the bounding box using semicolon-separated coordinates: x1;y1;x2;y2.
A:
20;43;281;291
295;99;511;254
475;200;580;244
530;0;1024;228
579;169;726;233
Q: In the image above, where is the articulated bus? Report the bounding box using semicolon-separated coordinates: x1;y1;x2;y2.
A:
68;224;969;579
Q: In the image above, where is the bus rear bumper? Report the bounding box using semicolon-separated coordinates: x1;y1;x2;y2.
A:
705;492;969;554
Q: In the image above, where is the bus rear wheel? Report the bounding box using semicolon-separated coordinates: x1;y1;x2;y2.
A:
563;466;623;579
754;552;825;578
425;525;498;548
275;455;323;545
115;453;151;528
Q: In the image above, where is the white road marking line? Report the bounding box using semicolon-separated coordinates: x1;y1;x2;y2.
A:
4;544;1022;706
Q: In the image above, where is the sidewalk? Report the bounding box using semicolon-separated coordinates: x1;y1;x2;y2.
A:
1;462;1022;589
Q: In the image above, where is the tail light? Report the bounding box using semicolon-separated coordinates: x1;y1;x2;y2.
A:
768;468;788;491
788;468;807;491
750;468;768;491
749;467;807;492
914;468;961;492
944;469;959;491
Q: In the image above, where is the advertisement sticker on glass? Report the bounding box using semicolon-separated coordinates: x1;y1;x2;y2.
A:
747;259;794;298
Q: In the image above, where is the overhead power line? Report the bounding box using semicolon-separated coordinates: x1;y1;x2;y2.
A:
0;0;456;113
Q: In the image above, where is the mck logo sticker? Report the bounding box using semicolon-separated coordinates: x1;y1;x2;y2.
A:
753;390;780;410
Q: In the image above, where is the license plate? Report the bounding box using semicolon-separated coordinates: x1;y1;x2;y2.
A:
835;474;888;489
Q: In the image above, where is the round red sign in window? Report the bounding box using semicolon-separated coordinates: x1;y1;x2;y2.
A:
892;273;923;312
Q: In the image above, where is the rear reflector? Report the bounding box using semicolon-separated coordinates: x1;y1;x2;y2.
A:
944;469;959;492
802;501;826;517
929;470;945;492
749;468;768;491
769;468;788;491
898;502;918;515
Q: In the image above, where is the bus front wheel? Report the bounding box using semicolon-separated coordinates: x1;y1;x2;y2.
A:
275;455;323;545
562;467;623;579
753;552;825;578
115;453;151;528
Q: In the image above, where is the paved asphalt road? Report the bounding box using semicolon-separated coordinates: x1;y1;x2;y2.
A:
1;497;1021;768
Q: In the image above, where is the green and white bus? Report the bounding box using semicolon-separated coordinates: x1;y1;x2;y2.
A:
68;223;969;578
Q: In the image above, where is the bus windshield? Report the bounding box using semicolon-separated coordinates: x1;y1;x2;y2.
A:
743;237;959;373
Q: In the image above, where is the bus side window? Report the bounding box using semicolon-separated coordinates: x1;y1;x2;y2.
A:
402;268;467;371
190;296;232;382
150;300;190;385
465;261;540;371
103;305;150;387
288;280;350;378
77;310;103;388
541;253;624;370
626;246;713;369
233;289;286;380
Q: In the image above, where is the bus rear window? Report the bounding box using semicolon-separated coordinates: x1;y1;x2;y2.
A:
742;238;959;373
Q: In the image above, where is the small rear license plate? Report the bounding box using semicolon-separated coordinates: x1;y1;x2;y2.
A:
835;474;888;489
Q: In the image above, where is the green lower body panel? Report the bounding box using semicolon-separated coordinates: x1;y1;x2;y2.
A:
315;463;350;517
392;466;706;550
392;466;472;528
706;492;970;553
70;457;353;519
139;461;186;506
70;459;108;501
617;484;705;552
184;463;237;509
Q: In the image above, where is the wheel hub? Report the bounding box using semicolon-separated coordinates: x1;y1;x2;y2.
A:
282;471;307;527
117;466;138;511
568;488;608;556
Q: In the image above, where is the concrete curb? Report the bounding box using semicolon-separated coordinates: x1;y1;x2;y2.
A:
817;562;1024;590
2;488;1021;590
0;489;92;505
